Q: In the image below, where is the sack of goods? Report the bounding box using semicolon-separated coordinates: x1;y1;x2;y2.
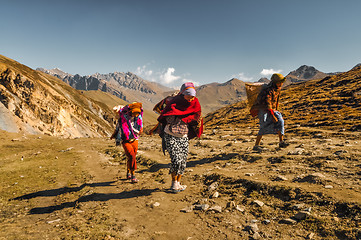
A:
245;82;265;108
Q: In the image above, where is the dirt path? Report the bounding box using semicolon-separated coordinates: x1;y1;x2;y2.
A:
80;137;218;239
1;127;361;239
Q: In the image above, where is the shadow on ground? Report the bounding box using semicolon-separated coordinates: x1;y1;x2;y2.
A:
12;181;117;200
28;188;160;214
187;153;240;167
11;181;161;215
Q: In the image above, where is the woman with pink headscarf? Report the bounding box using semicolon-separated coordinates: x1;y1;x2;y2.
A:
158;82;203;193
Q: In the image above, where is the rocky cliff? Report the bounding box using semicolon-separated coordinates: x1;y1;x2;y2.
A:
0;55;116;137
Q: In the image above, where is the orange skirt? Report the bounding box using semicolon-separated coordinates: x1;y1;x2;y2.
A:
122;140;138;171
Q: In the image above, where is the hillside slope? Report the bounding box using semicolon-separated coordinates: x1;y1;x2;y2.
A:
206;66;361;133
0;55;116;137
196;78;247;114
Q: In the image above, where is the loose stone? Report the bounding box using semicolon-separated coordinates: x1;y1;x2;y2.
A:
262;219;271;225
208;182;218;191
293;211;311;220
244;223;259;233
212;191;219;198
292;203;305;210
252;232;261;239
304;207;312;212
194;204;209;211
279;218;297;225
253;200;264;207
274;175;288;181
236;205;245;212
180;206;194;213
152;202;160;208
209;205;222;213
307;232;315;239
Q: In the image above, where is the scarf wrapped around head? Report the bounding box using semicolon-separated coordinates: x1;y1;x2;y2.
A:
179;82;196;97
129;102;142;113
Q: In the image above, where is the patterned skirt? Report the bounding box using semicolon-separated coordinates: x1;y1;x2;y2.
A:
164;132;189;175
258;110;285;135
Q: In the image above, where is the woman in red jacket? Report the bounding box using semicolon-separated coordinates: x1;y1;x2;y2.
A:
158;82;203;193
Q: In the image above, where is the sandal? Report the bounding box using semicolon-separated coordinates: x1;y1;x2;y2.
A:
131;176;139;183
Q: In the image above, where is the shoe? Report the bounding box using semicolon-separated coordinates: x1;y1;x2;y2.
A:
170;182;186;193
177;184;187;192
131;176;139;183
127;173;131;180
279;141;290;148
252;145;265;152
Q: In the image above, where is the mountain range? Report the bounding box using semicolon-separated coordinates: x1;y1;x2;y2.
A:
37;68;171;111
2;53;360;137
39;64;333;114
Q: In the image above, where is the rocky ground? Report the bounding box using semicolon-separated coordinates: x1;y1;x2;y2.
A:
1;122;361;240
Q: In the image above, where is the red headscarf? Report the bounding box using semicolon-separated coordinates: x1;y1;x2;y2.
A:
158;94;203;138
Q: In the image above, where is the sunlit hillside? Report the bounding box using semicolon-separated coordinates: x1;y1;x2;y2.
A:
0;54;116;137
205;65;361;135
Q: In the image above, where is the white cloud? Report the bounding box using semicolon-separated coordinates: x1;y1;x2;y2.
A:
160;67;181;84
260;69;282;76
135;64;193;86
231;72;253;82
135;65;153;79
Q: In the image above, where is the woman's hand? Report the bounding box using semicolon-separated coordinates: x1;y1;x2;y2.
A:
272;115;278;123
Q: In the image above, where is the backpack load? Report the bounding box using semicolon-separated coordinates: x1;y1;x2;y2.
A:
245;82;266;117
148;93;177;135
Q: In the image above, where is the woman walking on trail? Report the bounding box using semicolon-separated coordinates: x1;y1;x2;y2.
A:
251;73;289;152
158;82;203;193
111;102;143;183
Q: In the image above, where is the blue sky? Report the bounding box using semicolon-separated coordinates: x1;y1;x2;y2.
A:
1;0;361;87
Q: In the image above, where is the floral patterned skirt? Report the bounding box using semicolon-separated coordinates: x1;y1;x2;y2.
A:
164;132;189;175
